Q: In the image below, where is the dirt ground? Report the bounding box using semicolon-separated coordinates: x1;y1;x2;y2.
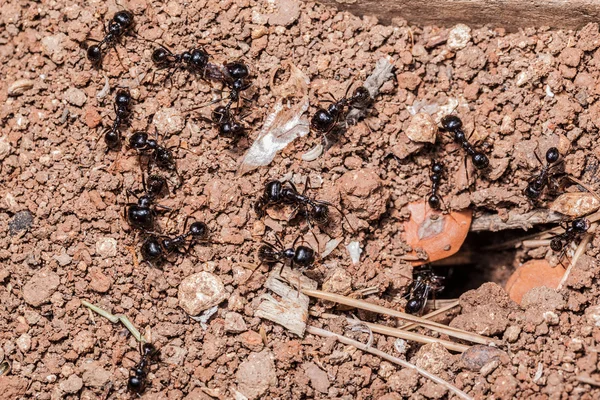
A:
2;0;600;398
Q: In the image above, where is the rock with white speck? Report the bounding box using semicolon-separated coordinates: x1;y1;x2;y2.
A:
448;24;472;50
225;312;248;333
63;87;87;107
268;0;300;26
236;350;277;399
59;374;83;394
178;272;227;315
53;251;72;267
23;269;60;307
16;333;31;352
405;112;438;144
154;107;185;135
95;238;117;258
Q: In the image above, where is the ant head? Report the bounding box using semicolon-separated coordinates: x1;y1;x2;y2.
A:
405;298;423;314
129;131;149;149
431;162;444;175
311;109;334;132
311;204;329;225
87;45;102;63
264;181;283;202
258;245;279;263
546;147;560;164
113;10;134;29
294;245;315;267
189;222;208;238
427;194;441;210
147;175;166;197
441;115;462;131
104;130;121;150
190;49;209;69
350;86;372;107
142;343;157;357
115;89;131;107
152;47;169;64
573;218;590;232
141;237;163;262
550;237;563;252
225;62;249;80
472;152;489;169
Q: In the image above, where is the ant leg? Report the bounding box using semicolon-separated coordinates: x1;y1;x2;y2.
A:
127;189;140;200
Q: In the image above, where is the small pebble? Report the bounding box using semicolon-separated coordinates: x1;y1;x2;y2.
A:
447;24;472;50
63;87;87;107
178;271;227;315
59;374;83;394
9;211;33;236
95;238;117;258
225;312;248;333
405;112;438;144
7;79;35;97
0;136;11;160
23;269;60;307
154;107;185;135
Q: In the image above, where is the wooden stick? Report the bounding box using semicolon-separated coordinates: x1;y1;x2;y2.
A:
302;289;494;345
321;312;469;352
306;325;473;400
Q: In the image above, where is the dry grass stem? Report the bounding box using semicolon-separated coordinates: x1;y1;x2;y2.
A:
302;289;493;345
306;325;473;400
557;222;597;290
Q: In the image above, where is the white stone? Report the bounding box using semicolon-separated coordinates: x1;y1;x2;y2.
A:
178;272;227;315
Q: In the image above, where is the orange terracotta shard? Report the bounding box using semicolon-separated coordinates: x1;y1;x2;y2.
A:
403;200;472;266
505;259;565;304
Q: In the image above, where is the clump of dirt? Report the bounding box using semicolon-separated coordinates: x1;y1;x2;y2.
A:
1;0;600;398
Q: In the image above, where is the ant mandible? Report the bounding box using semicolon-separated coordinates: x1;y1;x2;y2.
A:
525;147;561;200
428;161;444;210
311;86;372;137
124;174;170;232
258;235;316;272
87;10;134;65
440;115;489;170
128;342;159;394
103;89;132;151
254;179;351;232
141;219;208;265
550;218;590;258
405;268;444;315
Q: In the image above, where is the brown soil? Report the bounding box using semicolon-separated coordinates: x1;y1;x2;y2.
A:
1;0;600;399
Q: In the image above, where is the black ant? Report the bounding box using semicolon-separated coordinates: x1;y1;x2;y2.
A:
428;161;444;210
254;179;352;232
311;86;372;137
103;89;132;151
152;46;209;75
440;115;489;170
405;268;445;315
87;10;134;66
210;105;246;142
258;236;316;272
141;218;208;265
128;342;159;394
124;174;169;232
525;147;561;200
550;218;590;259
221;62;252;109
129;130;179;174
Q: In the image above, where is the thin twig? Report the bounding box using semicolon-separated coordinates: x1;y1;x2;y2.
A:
306;325;473;400
81;300;146;343
557;222;597;290
522;239;551;248
399;300;460;331
302;289;494;345
321;312;468;352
